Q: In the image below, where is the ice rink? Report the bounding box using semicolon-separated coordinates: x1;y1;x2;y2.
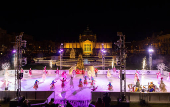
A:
0;73;170;101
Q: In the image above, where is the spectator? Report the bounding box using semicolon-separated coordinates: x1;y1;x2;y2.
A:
103;93;111;107
21;100;30;107
95;98;105;107
48;98;55;107
66;101;73;107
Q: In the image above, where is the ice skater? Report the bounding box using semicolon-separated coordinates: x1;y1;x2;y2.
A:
56;67;59;74
118;70;120;78
61;71;67;79
136;70;140;79
33;80;39;90
21;68;25;80
91;69;95;78
88;70;92;80
84;76;88;86
61;78;66;91
159;77;167;92
4;70;9;82
43;66;48;75
108;82;113;91
70;76;74;88
83;68;88;78
42;72;46;82
72;69;76;78
113;66;116;74
29;68;32;78
91;77;95;87
78;78;83;89
0;79;11;90
156;71;161;79
50;80;56;89
107;68;111;78
94;68;98;77
134;73;139;84
91;86;98;91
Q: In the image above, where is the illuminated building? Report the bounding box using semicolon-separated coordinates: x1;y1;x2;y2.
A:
63;27;112;56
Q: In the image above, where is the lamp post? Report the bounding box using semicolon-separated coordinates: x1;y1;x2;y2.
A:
101;44;106;70
114;32;126;101
148;46;153;70
59;43;63;70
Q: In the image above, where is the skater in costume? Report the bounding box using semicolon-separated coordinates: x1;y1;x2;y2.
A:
43;66;48;75
84;76;88;86
61;71;67;79
159;77;167;92
61;78;66;91
94;68;98;77
156;71;161;79
70;76;74;88
33;80;39;90
91;86;98;91
108;82;113;91
91;77;95;87
107;68;111;78
134;73;139;84
78;78;83;89
29;68;32;78
88;70;92;80
50;80;56;89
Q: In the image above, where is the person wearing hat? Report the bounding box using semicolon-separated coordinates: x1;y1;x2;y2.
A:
91;77;95;87
148;82;155;92
78;78;83;89
70;76;74;88
84;76;88;87
61;78;66;91
50;80;56;89
108;82;113;91
103;92;111;107
159;77;167;92
135;79;141;92
33;80;39;90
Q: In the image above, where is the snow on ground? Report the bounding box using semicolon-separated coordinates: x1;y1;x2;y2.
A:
0;73;170;101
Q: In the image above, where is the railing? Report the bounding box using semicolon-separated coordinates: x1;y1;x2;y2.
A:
54;100;90;107
91;91;170;103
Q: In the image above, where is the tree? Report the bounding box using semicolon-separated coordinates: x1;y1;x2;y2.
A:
157;63;168;74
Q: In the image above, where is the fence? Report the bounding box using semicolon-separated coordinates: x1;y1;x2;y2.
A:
0;91;54;101
91;91;170;103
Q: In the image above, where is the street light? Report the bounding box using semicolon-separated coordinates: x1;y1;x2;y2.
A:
59;43;63;70
148;47;154;70
101;44;106;70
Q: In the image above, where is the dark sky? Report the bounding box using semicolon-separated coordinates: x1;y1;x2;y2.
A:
0;1;170;42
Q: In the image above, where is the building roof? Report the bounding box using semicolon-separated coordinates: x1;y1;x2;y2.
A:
82;27;93;35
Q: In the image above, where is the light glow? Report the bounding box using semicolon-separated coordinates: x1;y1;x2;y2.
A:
148;49;154;53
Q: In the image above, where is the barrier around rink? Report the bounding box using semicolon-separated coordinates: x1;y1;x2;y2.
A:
91;91;170;103
2;70;169;76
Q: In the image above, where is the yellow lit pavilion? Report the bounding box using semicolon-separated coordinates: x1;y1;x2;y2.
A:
63;27;112;56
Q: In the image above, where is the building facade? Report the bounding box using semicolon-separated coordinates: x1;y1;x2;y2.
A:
63;27;112;56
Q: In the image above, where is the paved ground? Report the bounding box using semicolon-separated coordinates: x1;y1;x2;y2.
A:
0;73;170;101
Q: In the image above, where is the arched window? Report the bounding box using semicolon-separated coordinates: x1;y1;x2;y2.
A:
84;44;86;51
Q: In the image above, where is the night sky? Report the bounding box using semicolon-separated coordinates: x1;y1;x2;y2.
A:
0;1;170;42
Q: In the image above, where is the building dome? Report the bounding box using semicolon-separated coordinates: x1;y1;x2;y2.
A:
80;26;96;42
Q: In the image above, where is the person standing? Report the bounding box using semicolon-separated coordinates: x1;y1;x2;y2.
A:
103;93;111;107
94;68;98;77
70;76;74;88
